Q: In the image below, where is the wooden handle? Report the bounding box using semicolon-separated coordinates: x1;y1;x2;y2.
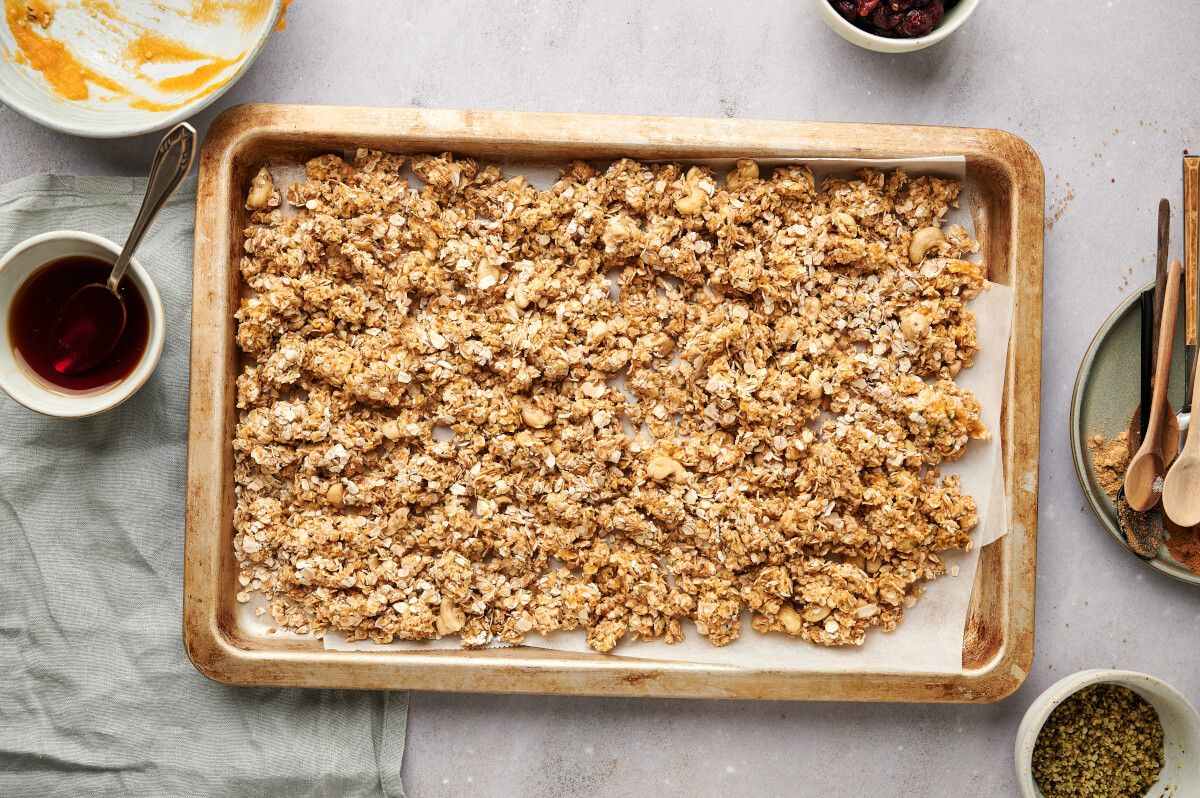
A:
1185;358;1200;460
1146;260;1183;443
1155;198;1171;363
1138;288;1154;447
1185;158;1198;346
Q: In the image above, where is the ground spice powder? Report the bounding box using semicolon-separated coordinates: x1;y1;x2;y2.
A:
1092;429;1200;573
1032;684;1165;798
1164;518;1200;574
1089;431;1129;501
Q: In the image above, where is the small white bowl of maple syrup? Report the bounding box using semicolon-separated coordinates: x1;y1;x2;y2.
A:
0;231;164;417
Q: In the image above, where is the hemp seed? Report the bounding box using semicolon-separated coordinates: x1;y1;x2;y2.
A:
1031;684;1165;798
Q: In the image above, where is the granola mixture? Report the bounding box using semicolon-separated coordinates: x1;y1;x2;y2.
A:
232;150;988;652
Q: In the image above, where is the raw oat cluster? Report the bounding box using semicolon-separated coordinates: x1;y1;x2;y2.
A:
232;149;988;652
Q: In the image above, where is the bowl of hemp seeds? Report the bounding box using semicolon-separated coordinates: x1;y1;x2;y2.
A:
1015;670;1200;798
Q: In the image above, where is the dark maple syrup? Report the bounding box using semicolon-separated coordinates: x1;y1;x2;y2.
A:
7;256;149;393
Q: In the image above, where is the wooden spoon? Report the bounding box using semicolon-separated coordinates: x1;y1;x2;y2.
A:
1163;346;1200;526
1125;259;1182;511
1152;199;1182;460
1127;205;1180;463
1126;293;1180;464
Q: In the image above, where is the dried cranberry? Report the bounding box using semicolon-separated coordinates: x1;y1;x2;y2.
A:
871;5;904;30
828;0;948;38
897;1;942;35
929;2;945;26
832;0;859;21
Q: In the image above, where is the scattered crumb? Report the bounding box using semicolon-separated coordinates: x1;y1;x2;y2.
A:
1046;188;1075;230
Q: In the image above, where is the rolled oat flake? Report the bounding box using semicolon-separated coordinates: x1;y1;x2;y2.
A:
1032;684;1165;798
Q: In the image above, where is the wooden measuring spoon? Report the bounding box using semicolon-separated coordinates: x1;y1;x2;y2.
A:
1125;259;1182;511
1163;347;1200;526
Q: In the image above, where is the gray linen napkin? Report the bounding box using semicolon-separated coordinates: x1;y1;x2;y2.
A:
0;174;407;798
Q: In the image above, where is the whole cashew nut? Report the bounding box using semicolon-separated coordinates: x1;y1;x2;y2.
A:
521;405;554;429
834;212;858;236
803;604;831;623
725;159;760;191
675;186;707;215
777;604;802;634
246;166;275;210
908;227;945;264
647;454;686;481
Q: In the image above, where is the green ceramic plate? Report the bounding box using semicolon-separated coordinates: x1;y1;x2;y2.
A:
1071;278;1196;584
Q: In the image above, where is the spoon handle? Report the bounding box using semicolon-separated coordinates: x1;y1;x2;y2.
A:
107;123;197;292
1146;260;1183;445
1152;198;1170;363
1182;328;1200;459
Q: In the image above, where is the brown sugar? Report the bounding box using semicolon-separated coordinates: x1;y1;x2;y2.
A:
1089;430;1129;501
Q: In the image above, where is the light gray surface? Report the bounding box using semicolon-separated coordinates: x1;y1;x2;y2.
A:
1;1;1198;795
0;176;407;798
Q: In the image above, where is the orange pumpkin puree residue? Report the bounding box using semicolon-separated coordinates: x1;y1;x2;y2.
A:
128;70;231;110
155;53;241;94
6;0;264;108
126;33;214;67
24;0;52;25
190;0;268;31
4;0;125;101
77;0;134;40
274;0;293;31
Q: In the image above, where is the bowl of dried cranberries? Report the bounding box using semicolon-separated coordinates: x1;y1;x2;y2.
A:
811;0;981;52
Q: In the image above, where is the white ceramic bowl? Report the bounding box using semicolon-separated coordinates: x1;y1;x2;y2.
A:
0;232;165;417
810;0;982;53
0;0;281;138
1015;670;1200;798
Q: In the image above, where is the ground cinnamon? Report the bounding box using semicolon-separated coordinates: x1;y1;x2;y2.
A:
1164;518;1200;574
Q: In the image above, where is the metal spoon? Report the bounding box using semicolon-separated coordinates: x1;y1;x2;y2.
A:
1163;348;1200;526
1125;259;1182;512
49;122;196;375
